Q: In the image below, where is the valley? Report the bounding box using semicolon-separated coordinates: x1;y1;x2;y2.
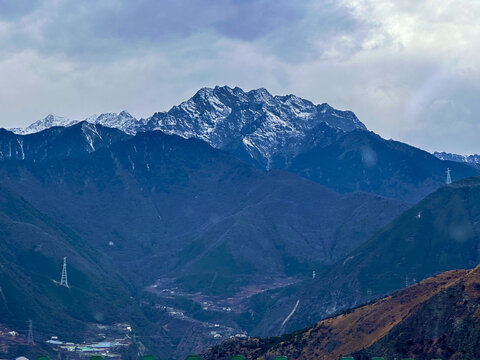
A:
204;264;480;360
0;87;479;359
1;0;479;357
148;275;300;314
253;176;480;336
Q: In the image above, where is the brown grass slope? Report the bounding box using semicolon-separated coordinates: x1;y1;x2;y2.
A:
203;264;480;360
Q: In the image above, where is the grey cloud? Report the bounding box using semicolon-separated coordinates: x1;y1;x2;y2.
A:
402;75;480;154
261;1;378;63
0;1;42;20
1;0;367;63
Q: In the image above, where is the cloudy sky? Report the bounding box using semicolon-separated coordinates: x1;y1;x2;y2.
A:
0;0;479;154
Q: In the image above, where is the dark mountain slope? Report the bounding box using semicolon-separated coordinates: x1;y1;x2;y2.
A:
0;122;130;162
0;184;136;340
288;129;479;202
254;176;480;335
0;128;407;296
203;265;480;360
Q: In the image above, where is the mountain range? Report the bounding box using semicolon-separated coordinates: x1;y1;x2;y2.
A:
9;86;365;171
1;86;480;358
9;111;139;136
7;86;479;203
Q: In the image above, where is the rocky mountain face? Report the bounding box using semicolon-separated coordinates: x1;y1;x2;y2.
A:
253;176;480;336
203;265;480;360
9;114;78;135
92;110;143;134
146;86;366;170
434;151;480;169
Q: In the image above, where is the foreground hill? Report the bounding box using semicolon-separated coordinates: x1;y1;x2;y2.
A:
204;264;480;360
254;176;480;336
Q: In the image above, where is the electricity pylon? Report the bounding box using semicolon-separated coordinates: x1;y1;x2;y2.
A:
60;257;69;288
446;168;452;185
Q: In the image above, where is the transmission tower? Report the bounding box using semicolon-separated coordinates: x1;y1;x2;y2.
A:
446;168;452;185
27;319;34;345
60;257;69;288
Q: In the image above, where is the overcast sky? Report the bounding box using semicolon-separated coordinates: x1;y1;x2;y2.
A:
0;0;479;154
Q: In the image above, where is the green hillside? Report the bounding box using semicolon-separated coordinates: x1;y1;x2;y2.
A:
255;177;480;335
0;184;136;340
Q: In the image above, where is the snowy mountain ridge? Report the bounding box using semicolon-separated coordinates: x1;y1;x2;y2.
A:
9;86;367;168
10;114;78;135
145;86;366;168
10;111;141;135
433;151;480;169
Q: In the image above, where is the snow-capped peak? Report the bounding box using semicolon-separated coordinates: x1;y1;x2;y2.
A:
145;86;367;169
433;152;480;168
7;86;367;170
10;111;141;135
10;114;79;135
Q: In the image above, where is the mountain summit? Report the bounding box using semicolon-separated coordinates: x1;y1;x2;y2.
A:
146;86;366;169
11;113;78;134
